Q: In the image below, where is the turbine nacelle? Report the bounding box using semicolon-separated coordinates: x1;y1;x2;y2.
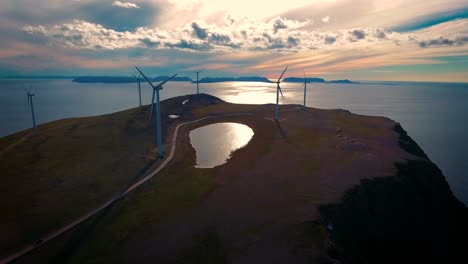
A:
135;66;177;91
274;66;288;121
276;66;288;100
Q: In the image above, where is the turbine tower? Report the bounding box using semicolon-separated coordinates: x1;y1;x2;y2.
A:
195;71;201;94
133;73;142;108
24;86;36;129
275;66;288;121
136;66;177;158
303;71;308;107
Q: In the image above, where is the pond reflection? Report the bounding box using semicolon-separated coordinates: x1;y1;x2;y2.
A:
189;122;254;168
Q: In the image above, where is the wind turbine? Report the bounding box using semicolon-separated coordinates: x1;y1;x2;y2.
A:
133;73;142;108
135;66;177;158
195;71;202;94
303;71;308;107
24;86;36;129
275;66;288;121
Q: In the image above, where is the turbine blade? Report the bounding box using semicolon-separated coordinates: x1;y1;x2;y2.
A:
278;84;284;101
135;66;156;89
154;73;178;89
277;66;288;83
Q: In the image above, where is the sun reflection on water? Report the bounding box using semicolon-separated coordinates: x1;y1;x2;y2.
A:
189;122;254;168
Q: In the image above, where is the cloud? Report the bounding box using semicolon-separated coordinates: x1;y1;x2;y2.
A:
418;35;468;48
375;29;387;39
191;22;208;40
273;18;288;33
287;36;299;46
7;2;468;82
112;1;140;9
164;39;211;51
0;0;157;32
23;17;467;56
21;14;468;61
139;37;160;48
324;35;337;44
348;29;366;41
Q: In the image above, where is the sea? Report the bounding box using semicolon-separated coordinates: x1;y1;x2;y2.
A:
1;79;467;205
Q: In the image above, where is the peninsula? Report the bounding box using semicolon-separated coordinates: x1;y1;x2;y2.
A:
1;94;466;264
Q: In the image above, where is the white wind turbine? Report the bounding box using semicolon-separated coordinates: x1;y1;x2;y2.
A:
136;67;177;158
195;71;202;94
133;73;142;108
303;71;308;107
24;86;36;129
274;66;288;121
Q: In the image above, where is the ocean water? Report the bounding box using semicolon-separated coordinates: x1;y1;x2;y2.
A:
1;79;467;205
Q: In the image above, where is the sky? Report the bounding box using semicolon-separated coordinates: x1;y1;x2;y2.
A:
0;0;467;82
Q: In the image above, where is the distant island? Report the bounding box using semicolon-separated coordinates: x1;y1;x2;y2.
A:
71;76;358;84
328;79;358;84
72;76;192;83
283;77;325;83
194;76;274;83
283;77;359;84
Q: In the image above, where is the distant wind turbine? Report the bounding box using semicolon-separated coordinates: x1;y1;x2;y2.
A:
195;71;202;94
303;71;308;107
24;86;36;129
136;66;177;158
275;66;288;121
133;73;142;108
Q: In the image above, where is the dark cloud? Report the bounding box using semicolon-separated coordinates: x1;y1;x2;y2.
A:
241;30;247;38
287;36;299;46
268;41;285;49
164;39;211;51
418;35;468;48
211;33;230;44
273;18;287;33
139;38;160;48
348;29;366;41
324;35;336;44
375;29;386;39
79;1;157;31
191;22;208;40
210;33;241;48
262;33;272;43
2;0;158;32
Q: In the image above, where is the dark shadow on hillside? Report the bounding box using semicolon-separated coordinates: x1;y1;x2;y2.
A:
318;159;468;264
394;123;428;159
275;120;287;138
38;202;117;264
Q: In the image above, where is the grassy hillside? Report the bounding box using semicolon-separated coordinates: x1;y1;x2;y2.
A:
2;94;466;264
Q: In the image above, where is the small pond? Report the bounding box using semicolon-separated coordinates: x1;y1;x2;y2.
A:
189;122;254;168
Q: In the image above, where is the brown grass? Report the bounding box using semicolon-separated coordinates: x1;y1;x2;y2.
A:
3;94;416;263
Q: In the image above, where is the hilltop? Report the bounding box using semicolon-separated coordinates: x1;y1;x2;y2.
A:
1;94;466;264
